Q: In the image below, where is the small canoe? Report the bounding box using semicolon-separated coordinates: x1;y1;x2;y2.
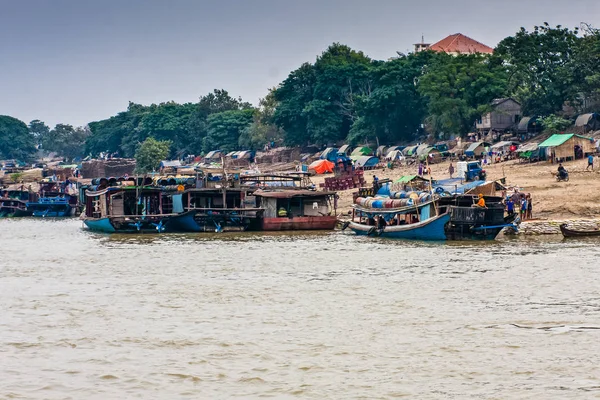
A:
559;224;600;238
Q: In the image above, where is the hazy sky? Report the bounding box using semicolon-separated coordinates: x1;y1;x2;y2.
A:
1;0;599;128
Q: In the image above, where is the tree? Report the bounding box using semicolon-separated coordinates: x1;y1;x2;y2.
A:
418;53;507;137
28;119;50;145
43;124;90;160
203;109;254;153
238;91;284;150
134;137;171;173
540;115;571;134
0;115;37;161
494;23;581;115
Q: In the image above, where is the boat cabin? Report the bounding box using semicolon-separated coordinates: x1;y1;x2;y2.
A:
253;189;337;230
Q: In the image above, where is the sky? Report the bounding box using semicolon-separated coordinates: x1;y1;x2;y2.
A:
1;0;599;128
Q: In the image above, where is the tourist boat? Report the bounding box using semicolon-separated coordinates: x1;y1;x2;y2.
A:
82;186;185;233
559;224;600;238
252;189;338;231
166;188;264;232
344;197;449;240
437;195;518;240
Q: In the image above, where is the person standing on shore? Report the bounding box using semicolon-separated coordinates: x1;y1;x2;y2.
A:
506;197;514;216
418;162;423;176
448;163;454;178
526;194;533;219
520;195;528;220
586;154;594;171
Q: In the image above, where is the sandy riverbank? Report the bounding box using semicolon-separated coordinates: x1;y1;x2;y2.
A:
311;157;600;219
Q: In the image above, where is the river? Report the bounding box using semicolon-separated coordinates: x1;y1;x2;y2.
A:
1;219;599;399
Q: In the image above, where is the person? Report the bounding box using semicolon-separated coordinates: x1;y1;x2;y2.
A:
520;195;527;220
557;163;567;179
587;154;594;171
376;215;387;231
526;194;533;219
372;175;379;193
448;163;454;178
475;193;486;208
506;197;514;216
418;162;423;176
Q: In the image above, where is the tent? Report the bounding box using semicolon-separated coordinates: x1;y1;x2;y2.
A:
517;143;542;161
465;142;490;158
538;133;595;161
320;147;338;161
354;156;379;169
385;150;405;161
386;146;406;155
338;144;352;155
308;159;335;174
490;141;519;153
351;146;373;157
376;146;388;157
403;145;419;156
450;142;470;156
575;113;600;132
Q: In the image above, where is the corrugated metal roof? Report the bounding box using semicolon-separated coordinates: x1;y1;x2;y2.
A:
538;134;574;147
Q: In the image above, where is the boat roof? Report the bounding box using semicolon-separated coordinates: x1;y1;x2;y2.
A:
253;189;336;198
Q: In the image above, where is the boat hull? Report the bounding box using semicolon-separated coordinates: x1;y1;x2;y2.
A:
84;214;189;234
560;224;600;238
84;218;117;233
261;216;337;231
348;213;450;241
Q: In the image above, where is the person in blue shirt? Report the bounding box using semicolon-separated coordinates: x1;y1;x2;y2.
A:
506;198;514;216
586;154;594;171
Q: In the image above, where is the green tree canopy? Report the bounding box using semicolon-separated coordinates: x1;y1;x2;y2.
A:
43;124;90;160
203;109;254;153
0;115;37;161
134;137;171;173
28;119;50;145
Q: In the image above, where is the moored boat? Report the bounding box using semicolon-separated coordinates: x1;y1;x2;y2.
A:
344;197;449;240
252;189;337;231
559;224;600;238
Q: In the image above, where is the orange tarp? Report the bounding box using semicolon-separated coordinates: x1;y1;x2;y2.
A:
308;159;335;174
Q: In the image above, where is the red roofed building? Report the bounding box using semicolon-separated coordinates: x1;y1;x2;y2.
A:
415;33;494;55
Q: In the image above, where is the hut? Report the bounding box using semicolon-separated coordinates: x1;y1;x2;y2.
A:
204;150;223;162
575;113;600;134
490;141;519;154
354;156;379;169
159;160;182;174
417;147;442;163
449;142;470;157
538;133;595;162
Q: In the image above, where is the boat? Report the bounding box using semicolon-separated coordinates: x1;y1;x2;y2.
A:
344;197;449;240
559;224;600;238
26;181;78;217
252;189;338;231
82;186;184;233
166;188;264;232
0;188;36;217
437;195;518;240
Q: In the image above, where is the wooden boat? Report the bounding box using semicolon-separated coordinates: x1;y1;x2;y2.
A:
166;188;264;232
26;181;78;217
437;195;518;240
345;199;449;240
252;189;338;231
82;186;184;233
0;198;32;217
559;224;600;238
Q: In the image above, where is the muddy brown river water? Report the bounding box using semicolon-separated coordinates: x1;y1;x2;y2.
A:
1;219;600;399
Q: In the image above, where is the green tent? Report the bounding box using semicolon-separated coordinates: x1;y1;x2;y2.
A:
351;146;373;157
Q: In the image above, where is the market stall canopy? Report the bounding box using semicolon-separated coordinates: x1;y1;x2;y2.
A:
308;159;335;174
